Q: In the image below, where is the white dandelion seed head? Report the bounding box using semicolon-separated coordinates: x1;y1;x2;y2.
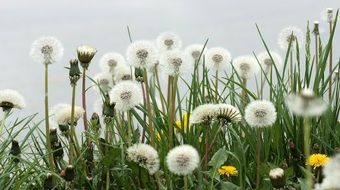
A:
285;88;328;117
0;89;26;110
126;40;159;69
278;26;305;50
113;65;134;83
205;47;231;71
269;168;284;179
77;44;96;55
320;154;340;189
109;81;142;112
215;103;242;123
257;51;282;72
245;100;277;128
50;103;69;121
156;32;182;52
127;143;160;174
190;104;218;125
233;55;259;79
30;36;64;64
166;144;200;176
93;72;113;93
159;50;192;76
93;99;103;116
100;52;126;73
321;8;334;23
184;44;207;64
55;105;84;125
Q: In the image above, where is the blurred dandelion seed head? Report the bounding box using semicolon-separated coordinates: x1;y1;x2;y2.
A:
278;26;305;50
319;154;340;189
0;89;26;111
269;168;284;179
159;50;192;76
55;105;84;126
30;36;64;64
113;65;134;83
185;44;207;63
100;52;126;73
156;32;182;52
166;144;199;176
233;56;259;79
93;72;113;93
257;51;282;72
245;100;277;128
205;47;231;71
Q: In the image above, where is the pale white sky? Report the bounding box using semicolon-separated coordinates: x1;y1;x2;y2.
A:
0;0;339;119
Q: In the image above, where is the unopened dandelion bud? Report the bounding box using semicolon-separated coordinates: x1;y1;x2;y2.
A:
43;173;53;190
69;59;81;85
269;168;285;188
135;67;144;82
313;21;320;35
64;165;75;181
77;44;97;69
327;8;333;23
10;140;20;162
90;112;101;132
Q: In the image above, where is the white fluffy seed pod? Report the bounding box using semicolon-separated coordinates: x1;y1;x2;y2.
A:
278;26;305;50
127;143;160;175
0;89;26;111
113;65;134;83
269;168;284;179
126;40;158;69
166;144;200;176
319;154;340;189
205;47;231;71
244;100;277;128
190;104;218;125
99;52;126;73
257;51;282;72
184;44;207;64
215;103;242;123
109;81;142;112
156;32;182;52
233;55;259;79
159;50;192;76
54;105;84;125
30;36;64;64
93;72;113;93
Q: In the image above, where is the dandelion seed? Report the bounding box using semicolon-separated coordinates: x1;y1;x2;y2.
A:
285;88;328;117
269;168;285;188
190;104;218;125
166;144;199;176
77;45;97;68
233;56;259;79
54;105;84;126
257;51;282;72
278;26;305;50
93;72;113;93
307;153;329;169
184;44;207;64
126;40;158;69
319;154;340;189
156;32;182;52
205;47;231;71
159;50;192;76
215;104;242;123
0;89;26;111
218;165;238;177
100;52;126;73
244;100;277;128
109;81;142;112
127;143;160;174
113;65;134;83
30;36;64;64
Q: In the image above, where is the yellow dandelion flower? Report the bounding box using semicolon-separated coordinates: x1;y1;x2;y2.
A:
156;132;161;141
218;165;238;177
307;154;329;169
175;112;189;129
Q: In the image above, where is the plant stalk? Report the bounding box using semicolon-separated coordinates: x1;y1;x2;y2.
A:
82;67;89;131
44;64;54;170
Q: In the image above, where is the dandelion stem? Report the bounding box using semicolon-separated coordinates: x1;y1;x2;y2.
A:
315;31;319;70
183;175;188;190
256;128;262;189
168;76;178;149
82;67;89;131
241;78;248;108
141;83;147;143
303;117;312;190
143;69;155;146
329;21;333;102
215;71;219;102
204;125;210;171
127;111;132;145
289;50;293;89
69;85;76;164
155;67;166;113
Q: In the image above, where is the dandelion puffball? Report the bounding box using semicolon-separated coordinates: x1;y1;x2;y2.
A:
166;144;199;176
127;143;160;174
93;72;113;93
184;44;207;63
126;40;158;69
215;103;242;123
54;105;85;126
245;100;277;128
159;50;192;76
113;65;134;83
0;89;26;111
233;55;259;79
30;36;64;64
190;104;218;125
100;52;126;73
278;26;305;50
319;154;340;189
156;32;182;52
205;47;231;71
257;51;282;72
109;81;142;112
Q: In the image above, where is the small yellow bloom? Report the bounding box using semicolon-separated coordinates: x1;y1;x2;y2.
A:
218;166;238;177
156;132;161;141
175;112;189;130
307;154;329;169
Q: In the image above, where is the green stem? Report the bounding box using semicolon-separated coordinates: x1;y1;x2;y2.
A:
82;67;89;131
215;71;219;102
241;78;248;109
44;64;54;170
304;118;312;190
169;76;178;149
127;111;132;145
184;175;188;190
143;69;155;146
289;50;293;90
256;128;262;189
69;85;76;164
329;22;333;102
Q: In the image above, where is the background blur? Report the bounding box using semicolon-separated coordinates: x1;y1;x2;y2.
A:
0;0;339;120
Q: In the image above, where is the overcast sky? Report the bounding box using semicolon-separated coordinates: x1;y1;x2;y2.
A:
0;0;339;120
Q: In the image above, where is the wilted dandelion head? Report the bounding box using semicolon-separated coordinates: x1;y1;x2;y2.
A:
278;26;305;50
113;65;134;83
205;47;231;71
30;36;64;64
127;143;160;174
257;51;282;72
190;104;218;125
55;105;84;126
285;88;328;117
233;56;259;79
77;45;97;66
100;52;126;73
245;100;277;128
159;50;192;76
319;154;340;189
156;32;182;52
0;89;26;111
109;81;142;112
126;40;158;69
184;44;207;63
215;104;242;123
166;144;199;176
93;72;113;93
